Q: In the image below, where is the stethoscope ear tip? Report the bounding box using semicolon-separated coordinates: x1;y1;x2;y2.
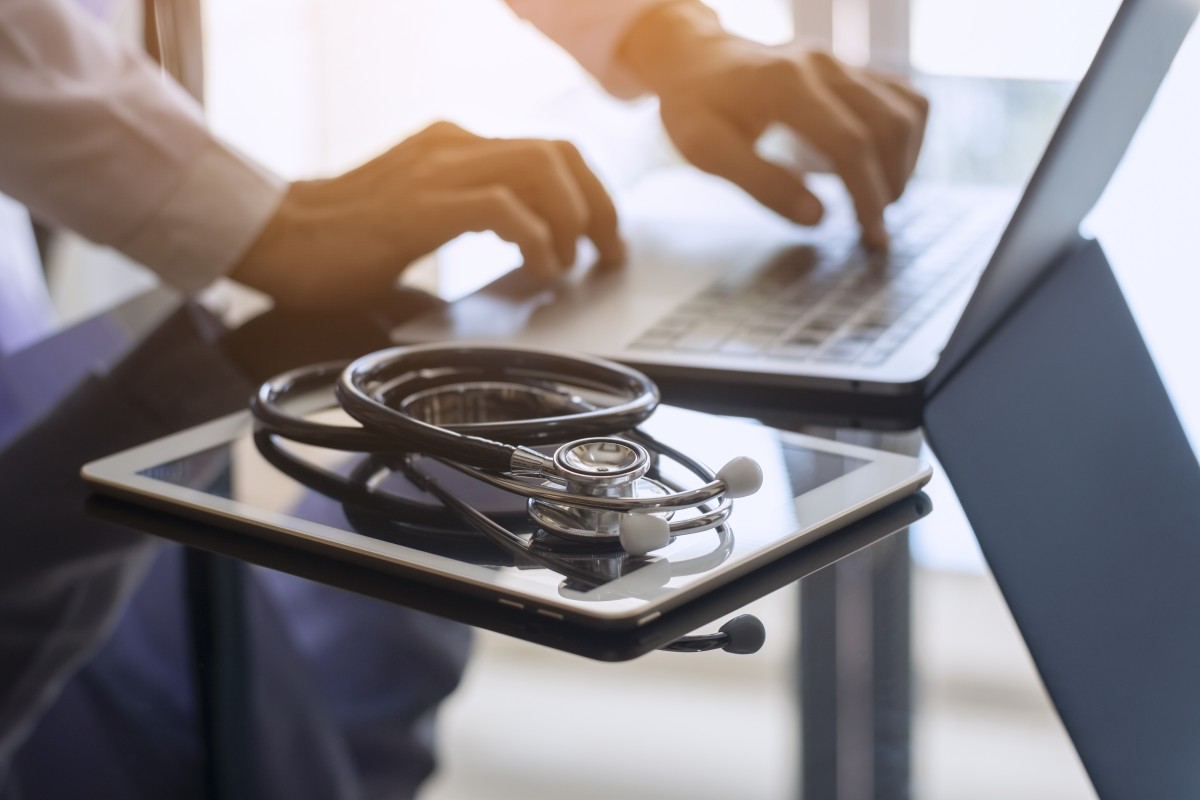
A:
618;513;671;556
719;614;767;654
716;456;764;498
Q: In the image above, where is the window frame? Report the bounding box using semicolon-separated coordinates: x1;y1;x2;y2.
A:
793;0;913;70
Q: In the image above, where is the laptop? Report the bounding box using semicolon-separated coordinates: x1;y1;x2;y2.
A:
393;0;1199;426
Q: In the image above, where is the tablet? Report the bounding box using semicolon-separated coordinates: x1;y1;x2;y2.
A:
82;405;930;635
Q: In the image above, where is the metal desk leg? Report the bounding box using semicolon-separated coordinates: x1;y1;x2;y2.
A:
185;549;253;800
799;530;912;800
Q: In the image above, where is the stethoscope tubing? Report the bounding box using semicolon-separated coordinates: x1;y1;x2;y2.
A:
252;345;660;460
252;428;529;533
395;455;620;587
254;428;734;584
335;344;660;470
441;461;730;516
250;343;739;544
248;344;765;652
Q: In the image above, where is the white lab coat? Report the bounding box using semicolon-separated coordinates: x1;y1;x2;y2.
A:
0;0;659;296
0;0;663;796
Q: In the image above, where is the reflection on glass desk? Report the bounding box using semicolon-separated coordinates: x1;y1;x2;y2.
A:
0;280;1100;800
81;384;928;659
1;291;936;800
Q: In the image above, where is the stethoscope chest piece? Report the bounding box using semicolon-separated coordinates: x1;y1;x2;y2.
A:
527;437;674;545
553;438;649;488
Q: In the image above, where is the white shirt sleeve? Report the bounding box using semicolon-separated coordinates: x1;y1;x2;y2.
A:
504;0;670;98
0;0;286;294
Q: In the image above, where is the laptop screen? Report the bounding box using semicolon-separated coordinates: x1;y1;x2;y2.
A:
927;0;1200;396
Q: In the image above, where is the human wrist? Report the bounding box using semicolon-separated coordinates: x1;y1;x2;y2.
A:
617;1;731;95
228;180;321;303
230;177;397;310
118;139;286;295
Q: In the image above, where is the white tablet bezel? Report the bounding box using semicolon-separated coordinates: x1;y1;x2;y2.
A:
83;408;930;629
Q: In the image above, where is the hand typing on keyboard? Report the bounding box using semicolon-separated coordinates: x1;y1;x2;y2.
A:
617;2;928;252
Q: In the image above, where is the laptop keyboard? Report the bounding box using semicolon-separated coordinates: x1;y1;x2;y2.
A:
630;197;1007;366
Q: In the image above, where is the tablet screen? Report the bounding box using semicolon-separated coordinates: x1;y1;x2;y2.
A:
88;405;926;624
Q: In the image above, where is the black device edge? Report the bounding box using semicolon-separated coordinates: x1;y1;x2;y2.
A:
84;490;930;662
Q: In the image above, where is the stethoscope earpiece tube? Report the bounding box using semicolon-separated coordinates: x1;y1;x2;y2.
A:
659;615;767;654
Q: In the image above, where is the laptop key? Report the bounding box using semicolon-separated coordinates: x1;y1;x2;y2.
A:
674;320;740;351
766;342;815;360
845;323;889;342
644;191;1010;364
859;350;891;366
630;337;674;351
721;329;779;355
818;339;870;363
782;327;828;345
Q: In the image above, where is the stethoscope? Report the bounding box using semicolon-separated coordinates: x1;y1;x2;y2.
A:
250;343;767;654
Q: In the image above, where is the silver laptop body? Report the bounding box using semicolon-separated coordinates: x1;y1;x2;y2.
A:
395;0;1196;413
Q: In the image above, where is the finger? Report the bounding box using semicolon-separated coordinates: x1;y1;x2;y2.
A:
811;54;922;200
360;121;483;180
864;69;929;114
870;73;930;180
409;120;480;148
507;139;589;268
425;187;560;280
769;65;892;249
554;141;626;266
663;102;825;225
431;139;591;268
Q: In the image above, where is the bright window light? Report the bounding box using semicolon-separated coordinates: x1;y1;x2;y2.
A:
911;0;1122;80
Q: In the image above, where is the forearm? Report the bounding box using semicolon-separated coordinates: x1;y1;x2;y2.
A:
615;1;728;94
0;0;284;293
503;0;671;98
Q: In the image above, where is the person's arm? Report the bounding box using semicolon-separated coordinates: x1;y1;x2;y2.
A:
0;0;284;294
509;0;928;250
0;0;622;310
504;0;667;98
230;121;625;310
